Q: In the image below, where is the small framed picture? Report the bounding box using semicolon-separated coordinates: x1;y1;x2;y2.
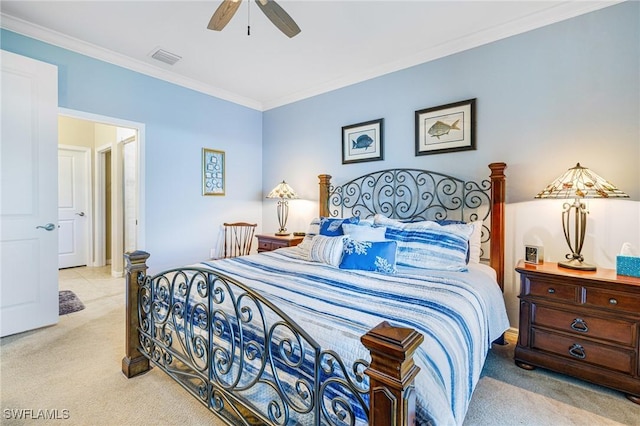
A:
524;245;544;264
202;148;225;196
415;98;476;156
342;118;384;165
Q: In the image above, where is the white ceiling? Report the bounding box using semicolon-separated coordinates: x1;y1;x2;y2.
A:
0;1;620;111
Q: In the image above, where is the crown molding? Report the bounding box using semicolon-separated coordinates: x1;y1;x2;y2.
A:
1;1;622;112
0;13;263;111
262;1;622;110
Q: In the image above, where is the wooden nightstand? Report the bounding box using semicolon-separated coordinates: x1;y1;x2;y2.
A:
515;260;640;404
256;234;304;253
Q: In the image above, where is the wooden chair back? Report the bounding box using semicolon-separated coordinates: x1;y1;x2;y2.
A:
223;222;257;258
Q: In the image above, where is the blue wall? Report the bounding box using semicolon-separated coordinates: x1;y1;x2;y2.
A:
2;2;638;279
261;2;639;327
262;1;639;233
2;30;263;270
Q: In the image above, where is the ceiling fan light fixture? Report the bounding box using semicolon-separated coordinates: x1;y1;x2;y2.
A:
208;0;300;38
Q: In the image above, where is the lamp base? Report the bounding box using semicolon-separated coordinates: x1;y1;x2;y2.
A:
275;231;290;236
558;258;596;271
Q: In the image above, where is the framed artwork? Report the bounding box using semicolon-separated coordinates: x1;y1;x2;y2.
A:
342;118;384;165
202;148;225;196
415;98;476;156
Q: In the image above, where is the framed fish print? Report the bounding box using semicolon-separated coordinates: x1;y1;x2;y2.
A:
202;148;225;196
342;118;384;165
415;98;476;156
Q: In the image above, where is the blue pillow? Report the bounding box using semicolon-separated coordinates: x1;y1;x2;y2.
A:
340;240;397;274
319;216;360;236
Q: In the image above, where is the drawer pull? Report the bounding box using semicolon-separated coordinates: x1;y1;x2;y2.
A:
570;318;589;333
609;298;618;305
547;288;556;294
568;343;586;359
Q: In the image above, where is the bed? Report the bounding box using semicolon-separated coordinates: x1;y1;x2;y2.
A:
122;163;509;426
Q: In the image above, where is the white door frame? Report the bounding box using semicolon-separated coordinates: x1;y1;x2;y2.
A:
94;143;110;267
59;108;145;276
58;144;92;268
121;135;138;254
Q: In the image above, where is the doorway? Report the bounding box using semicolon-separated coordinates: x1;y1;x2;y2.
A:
58;145;91;268
58;108;145;277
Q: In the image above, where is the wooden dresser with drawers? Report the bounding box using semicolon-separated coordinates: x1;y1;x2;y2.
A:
256;234;304;253
515;260;640;403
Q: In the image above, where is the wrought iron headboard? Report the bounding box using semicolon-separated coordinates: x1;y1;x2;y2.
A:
318;163;507;289
326;168;489;220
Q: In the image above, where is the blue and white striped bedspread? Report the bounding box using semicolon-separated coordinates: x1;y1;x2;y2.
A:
200;247;509;426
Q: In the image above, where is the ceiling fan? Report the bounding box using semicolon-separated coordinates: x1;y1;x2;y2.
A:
207;0;301;38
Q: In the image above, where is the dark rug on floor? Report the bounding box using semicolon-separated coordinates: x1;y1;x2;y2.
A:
59;290;85;315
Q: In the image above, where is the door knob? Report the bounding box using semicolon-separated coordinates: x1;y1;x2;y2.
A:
36;223;56;231
76;212;85;217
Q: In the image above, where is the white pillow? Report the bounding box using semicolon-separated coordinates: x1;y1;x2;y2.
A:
468;220;483;264
305;217;321;236
296;235;313;257
308;235;347;267
296;218;321;258
342;224;387;242
358;218;374;227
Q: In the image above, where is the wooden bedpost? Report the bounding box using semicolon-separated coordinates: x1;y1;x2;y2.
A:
489;162;506;291
318;174;331;217
122;250;151;378
361;321;424;426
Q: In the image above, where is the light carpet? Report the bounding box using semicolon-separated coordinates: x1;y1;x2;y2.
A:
1;266;638;425
464;341;639;425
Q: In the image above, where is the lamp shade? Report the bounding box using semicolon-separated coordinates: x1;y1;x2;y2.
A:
535;163;629;199
266;180;298;199
534;162;628;272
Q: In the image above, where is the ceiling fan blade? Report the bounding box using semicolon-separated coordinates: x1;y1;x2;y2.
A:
207;0;242;31
254;0;301;38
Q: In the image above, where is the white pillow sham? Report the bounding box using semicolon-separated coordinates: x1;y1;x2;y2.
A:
341;224;387;242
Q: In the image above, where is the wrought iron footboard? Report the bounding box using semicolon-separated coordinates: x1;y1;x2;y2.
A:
136;265;370;425
124;251;423;426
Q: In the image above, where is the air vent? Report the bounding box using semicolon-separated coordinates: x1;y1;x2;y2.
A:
150;48;181;66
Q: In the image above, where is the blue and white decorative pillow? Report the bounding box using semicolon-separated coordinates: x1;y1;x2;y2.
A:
434;219;483;264
340;240;397;274
374;214;473;271
308;235;347;267
319;216;360;236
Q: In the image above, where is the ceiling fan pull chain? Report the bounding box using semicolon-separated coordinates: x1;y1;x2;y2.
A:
247;0;251;36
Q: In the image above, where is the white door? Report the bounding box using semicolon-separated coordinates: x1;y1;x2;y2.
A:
0;50;59;337
58;147;90;268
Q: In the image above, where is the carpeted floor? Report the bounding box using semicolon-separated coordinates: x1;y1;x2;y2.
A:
464;341;639;425
1;266;639;425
